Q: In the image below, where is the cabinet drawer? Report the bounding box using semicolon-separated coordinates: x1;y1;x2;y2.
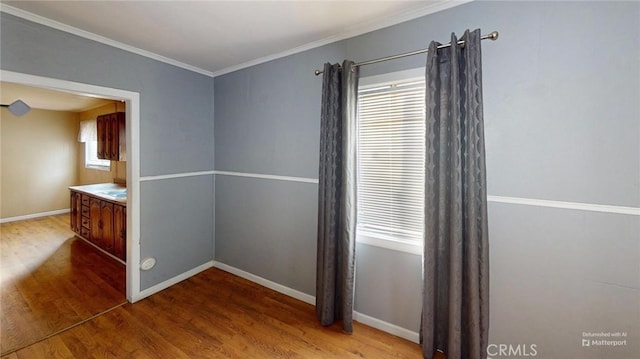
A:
81;205;90;217
81;195;90;206
80;227;90;238
81;216;91;229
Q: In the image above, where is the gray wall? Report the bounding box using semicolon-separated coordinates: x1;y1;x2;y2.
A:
3;1;636;356
214;1;639;358
1;13;215;290
215;175;317;294
213;43;345;294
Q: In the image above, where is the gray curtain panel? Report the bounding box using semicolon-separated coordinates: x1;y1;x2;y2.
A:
421;29;490;359
316;60;359;333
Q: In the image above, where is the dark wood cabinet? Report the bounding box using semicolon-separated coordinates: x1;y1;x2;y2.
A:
113;204;126;261
70;191;82;233
80;195;91;239
90;199;114;252
70;189;126;263
96;114;106;159
97;112;125;161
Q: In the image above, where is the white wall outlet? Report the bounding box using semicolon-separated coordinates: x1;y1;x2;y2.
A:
140;257;156;271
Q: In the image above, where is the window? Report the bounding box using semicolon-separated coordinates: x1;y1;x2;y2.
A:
85;141;110;170
357;73;425;254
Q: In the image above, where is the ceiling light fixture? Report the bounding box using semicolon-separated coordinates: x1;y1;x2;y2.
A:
1;99;31;116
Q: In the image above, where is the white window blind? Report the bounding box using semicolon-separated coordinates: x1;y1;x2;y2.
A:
357;78;425;246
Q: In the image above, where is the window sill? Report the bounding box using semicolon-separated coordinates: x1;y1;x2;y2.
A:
85;164;110;172
356;232;422;256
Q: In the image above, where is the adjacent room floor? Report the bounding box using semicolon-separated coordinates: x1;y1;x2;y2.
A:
0;214;126;356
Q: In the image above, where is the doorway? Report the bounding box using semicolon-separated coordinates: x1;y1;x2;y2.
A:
1;70;140;300
0;70;141;352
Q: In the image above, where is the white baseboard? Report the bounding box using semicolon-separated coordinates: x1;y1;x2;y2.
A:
0;208;70;223
212;261;316;305
212;260;420;343
128;259;421;343
353;311;420;344
132;260;214;302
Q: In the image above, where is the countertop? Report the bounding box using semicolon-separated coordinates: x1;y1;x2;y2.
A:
69;183;127;204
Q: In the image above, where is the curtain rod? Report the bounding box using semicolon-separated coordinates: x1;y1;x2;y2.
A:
314;30;499;76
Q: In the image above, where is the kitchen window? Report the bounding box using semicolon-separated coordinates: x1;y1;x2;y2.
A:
85;140;110;170
357;70;425;255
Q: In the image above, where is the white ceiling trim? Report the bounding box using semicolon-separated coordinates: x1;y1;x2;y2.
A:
1;1;472;79
0;3;214;77
211;0;472;77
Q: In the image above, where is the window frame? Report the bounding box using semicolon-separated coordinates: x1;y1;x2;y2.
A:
84;140;111;171
356;67;426;256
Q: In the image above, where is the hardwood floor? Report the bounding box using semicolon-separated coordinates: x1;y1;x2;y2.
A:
2;214;427;358
0;214;126;356
3;266;424;358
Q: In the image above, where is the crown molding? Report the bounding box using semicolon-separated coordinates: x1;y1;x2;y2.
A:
0;3;215;77
210;0;472;77
1;1;472;79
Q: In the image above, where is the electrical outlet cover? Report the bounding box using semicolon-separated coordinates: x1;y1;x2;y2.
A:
140;257;156;271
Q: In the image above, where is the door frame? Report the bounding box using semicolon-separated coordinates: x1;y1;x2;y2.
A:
1;70;141;302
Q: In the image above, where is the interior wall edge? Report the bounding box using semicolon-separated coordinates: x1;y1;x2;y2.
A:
133;260;214;303
212;260;315;305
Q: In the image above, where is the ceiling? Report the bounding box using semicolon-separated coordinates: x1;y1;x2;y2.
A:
1;82;114;112
1;0;460;76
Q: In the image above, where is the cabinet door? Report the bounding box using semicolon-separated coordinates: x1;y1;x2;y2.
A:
97;115;107;159
89;197;102;245
108;113;119;160
100;201;115;252
117;112;126;162
70;191;82;233
113;204;126;261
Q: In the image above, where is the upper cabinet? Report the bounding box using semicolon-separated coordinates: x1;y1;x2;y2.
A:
97;112;126;161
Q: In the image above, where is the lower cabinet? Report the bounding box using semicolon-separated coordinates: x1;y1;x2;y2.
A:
70;190;126;262
113;204;126;261
70;191;82;233
90;198;114;253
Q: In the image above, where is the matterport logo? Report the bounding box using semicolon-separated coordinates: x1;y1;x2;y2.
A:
582;331;627;347
487;343;538;357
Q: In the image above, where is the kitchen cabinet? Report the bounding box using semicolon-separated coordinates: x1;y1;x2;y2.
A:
97;112;125;161
70;191;82;233
90;198;114;253
113;204;126;261
70;189;126;263
80;194;91;239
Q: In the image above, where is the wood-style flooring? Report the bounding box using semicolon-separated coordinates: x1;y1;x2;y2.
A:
4;267;424;358
0;214;126;356
2;214;425;358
